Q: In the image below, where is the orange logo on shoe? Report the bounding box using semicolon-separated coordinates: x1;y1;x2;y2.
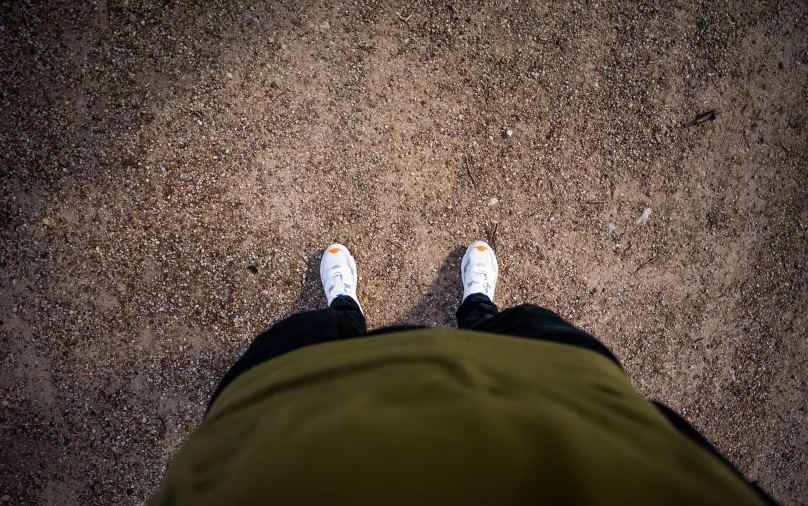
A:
328;248;341;254
475;245;487;251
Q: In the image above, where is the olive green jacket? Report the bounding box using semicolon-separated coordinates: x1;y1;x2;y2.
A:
151;329;769;505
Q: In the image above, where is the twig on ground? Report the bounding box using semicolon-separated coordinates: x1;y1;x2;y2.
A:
632;257;654;275
683;110;717;128
463;156;476;187
489;222;499;252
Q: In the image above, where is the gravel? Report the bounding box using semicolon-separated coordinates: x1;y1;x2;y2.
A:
1;1;806;504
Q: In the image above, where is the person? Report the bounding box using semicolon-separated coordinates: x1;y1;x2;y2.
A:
150;242;775;505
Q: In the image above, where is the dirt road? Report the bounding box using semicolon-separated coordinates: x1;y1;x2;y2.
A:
1;1;806;503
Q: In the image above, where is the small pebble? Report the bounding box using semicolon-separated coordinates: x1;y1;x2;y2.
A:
488;198;499;206
635;207;652;225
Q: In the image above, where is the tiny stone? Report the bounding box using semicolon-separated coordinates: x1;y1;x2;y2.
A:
42;217;51;226
608;222;616;231
226;72;233;79
488;198;499;206
635;207;652;225
142;417;147;423
129;13;136;22
1;495;9;502
506;129;513;137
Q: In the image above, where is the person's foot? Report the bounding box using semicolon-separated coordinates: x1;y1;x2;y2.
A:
320;243;361;310
461;241;499;301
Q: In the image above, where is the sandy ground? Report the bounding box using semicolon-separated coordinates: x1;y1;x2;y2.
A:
1;0;806;504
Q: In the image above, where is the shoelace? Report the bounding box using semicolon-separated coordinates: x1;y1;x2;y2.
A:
466;265;492;294
328;268;353;296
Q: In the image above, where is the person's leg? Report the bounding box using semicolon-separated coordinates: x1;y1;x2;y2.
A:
463;299;621;368
456;293;499;329
456;241;620;368
456;240;500;328
456;242;773;504
208;243;365;410
208;295;365;409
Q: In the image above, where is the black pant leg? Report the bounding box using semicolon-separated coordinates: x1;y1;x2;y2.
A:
456;293;500;329
207;296;366;411
459;295;621;369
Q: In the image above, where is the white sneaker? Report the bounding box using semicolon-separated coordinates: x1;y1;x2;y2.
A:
461;241;499;301
320;243;361;310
